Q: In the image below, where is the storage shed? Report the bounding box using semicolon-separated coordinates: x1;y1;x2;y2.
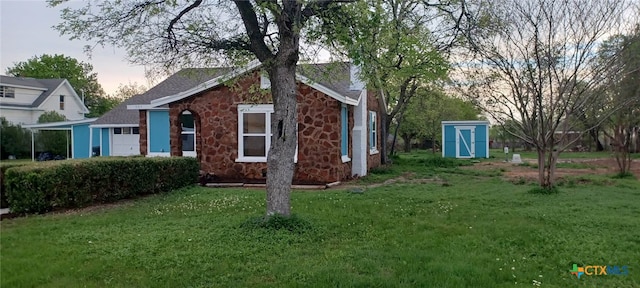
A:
441;120;490;158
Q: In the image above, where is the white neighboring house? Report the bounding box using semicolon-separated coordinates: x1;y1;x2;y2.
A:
0;75;89;125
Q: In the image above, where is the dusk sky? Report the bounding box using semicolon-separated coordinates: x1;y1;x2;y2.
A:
0;0;152;95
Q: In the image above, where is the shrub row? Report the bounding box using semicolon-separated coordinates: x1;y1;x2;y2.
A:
5;157;199;214
1;162;28;208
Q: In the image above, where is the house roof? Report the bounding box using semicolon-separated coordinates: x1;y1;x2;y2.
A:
0;76;67;108
298;62;363;102
146;61;365;108
95;62;365;126
92;68;229;126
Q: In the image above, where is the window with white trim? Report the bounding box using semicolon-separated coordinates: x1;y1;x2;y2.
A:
0;86;15;98
341;104;350;162
369;110;378;154
237;105;272;162
237;104;297;162
180;111;196;155
59;95;65;110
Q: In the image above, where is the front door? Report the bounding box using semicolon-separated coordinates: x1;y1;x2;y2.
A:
455;126;475;158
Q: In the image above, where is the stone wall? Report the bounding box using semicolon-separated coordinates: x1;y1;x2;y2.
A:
139;110;147;155
167;71;355;184
366;90;382;170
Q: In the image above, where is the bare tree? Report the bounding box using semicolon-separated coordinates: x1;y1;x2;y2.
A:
49;0;355;217
597;27;640;176
455;0;634;189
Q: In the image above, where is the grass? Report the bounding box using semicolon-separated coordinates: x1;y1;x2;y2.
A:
1;152;640;287
489;148;640;160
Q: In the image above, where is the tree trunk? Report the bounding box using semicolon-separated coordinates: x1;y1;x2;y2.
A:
537;147;558;190
590;129;604;151
265;62;298;216
263;3;301;217
401;134;412;152
379;110;388;164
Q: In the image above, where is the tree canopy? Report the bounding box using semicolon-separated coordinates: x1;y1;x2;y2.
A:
6;54;108;117
49;0;360;217
455;0;635;189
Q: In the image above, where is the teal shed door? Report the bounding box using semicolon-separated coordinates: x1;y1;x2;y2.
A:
455;126;475;158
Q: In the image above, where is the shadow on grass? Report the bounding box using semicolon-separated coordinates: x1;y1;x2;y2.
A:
240;213;315;234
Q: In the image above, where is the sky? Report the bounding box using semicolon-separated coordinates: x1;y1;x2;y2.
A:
0;0;151;95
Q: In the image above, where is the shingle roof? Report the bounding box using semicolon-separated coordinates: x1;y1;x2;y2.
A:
0;76;66;108
298;62;363;101
92;68;229;125
93;62;364;125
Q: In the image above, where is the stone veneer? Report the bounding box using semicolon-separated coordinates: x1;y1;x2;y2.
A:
139;110;147;155
160;71;380;184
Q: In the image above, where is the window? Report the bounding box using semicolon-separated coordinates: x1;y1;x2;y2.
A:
59;95;65;110
180;111;195;155
0;86;15;98
114;127;139;135
237;105;272;162
341;104;350;162
369;111;378;154
237;105;298;162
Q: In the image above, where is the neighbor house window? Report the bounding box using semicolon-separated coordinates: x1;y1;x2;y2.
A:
341;104;350;162
180;111;196;156
132;127;139;134
59;95;65;110
0;86;15;98
369;111;378;154
114;127;122;134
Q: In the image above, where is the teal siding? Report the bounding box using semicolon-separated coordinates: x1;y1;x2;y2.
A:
149;111;170;153
443;126;457;157
91;128;100;156
475;124;488;158
101;128;110;156
442;121;489;158
72;124;91;159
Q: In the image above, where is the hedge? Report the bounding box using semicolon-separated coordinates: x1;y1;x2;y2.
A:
5;157;199;214
1;162;28;209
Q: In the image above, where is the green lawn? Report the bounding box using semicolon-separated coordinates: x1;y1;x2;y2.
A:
489;148;640;160
1;152;639;287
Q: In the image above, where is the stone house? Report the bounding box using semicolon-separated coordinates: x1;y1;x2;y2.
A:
127;61;382;184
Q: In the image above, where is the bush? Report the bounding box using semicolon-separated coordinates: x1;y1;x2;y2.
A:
4;157;199;214
0;162;28;208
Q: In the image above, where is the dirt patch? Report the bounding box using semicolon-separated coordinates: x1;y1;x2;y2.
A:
466;158;640;183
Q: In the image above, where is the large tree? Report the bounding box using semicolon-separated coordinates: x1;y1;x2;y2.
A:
314;0;453;161
455;0;634;190
6;54;107;117
49;0;356;217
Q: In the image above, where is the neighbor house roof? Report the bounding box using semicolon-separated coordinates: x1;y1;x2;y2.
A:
92;68;229;126
0;75;68;108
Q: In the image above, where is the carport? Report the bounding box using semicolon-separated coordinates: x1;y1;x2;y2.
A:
23;118;97;161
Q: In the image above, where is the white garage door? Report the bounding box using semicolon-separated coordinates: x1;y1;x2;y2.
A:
112;127;140;156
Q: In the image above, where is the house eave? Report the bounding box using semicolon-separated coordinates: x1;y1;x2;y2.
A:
149;61;262;108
